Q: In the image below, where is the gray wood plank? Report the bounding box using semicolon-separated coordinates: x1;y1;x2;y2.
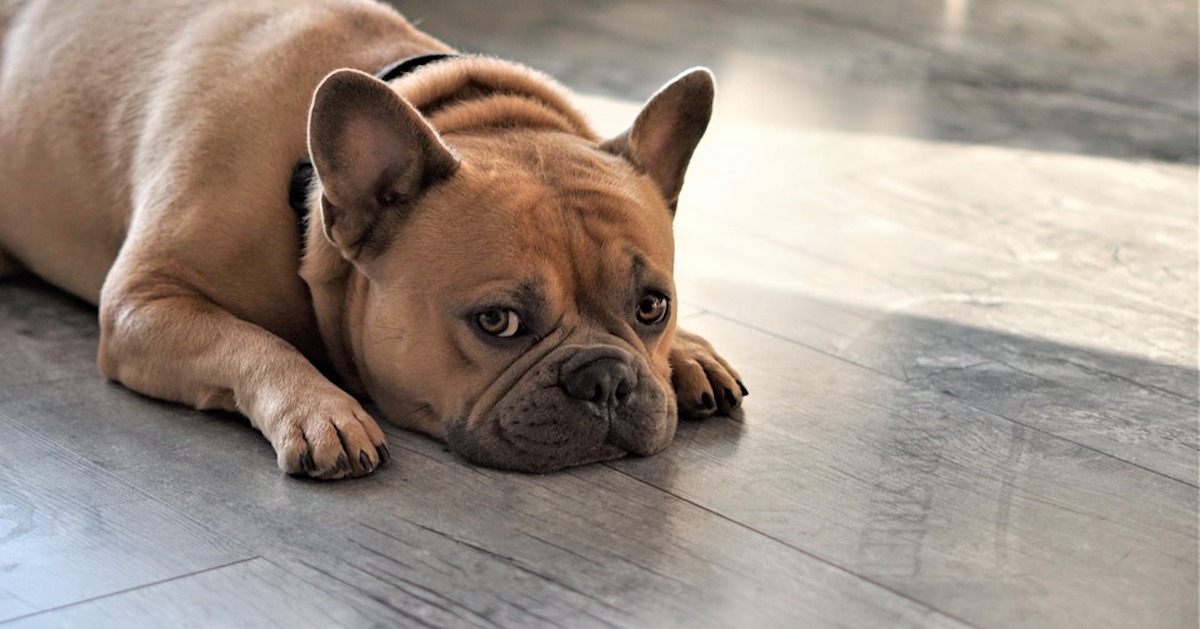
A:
0;414;251;622
0;279;99;386
611;313;1198;629
397;0;1198;162
834;312;1199;478
0;371;967;628
824;150;1197;314
2;559;377;629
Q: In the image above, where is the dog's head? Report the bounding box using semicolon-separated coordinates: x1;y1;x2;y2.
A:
301;60;712;472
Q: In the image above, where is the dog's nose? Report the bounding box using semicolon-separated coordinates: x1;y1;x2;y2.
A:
561;358;636;407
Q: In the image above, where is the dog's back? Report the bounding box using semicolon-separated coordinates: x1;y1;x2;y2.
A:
1;0;175;299
0;0;437;304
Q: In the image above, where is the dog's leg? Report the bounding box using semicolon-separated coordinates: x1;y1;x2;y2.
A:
669;327;747;419
97;269;389;479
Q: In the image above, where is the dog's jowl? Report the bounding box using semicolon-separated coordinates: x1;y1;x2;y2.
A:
0;0;745;477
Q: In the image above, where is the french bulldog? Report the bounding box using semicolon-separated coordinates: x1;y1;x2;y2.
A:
0;0;745;477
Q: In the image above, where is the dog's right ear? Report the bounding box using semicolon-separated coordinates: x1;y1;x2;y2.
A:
308;69;458;255
601;68;714;215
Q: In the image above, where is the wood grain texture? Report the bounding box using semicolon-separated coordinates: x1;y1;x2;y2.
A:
0;368;965;628
3;559;378;629
0;415;250;622
615;314;1198;629
658;110;1199;484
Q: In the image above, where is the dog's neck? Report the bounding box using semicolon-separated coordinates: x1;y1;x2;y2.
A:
298;56;600;391
395;56;600;138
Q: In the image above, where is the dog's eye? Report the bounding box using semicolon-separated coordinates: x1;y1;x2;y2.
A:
636;293;670;326
476;309;523;338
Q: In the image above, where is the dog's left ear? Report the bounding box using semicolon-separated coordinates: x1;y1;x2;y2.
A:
308;69;459;255
602;68;714;213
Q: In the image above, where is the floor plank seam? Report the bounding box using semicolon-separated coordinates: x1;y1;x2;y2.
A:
0;557;262;625
1054;355;1199;404
601;463;980;629
0;407;265;554
696;311;1200;489
293;558;444;628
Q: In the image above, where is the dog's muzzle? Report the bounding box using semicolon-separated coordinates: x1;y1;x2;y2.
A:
446;345;677;472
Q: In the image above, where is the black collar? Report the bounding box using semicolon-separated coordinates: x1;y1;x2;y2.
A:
374;52;457;83
289;53;458;219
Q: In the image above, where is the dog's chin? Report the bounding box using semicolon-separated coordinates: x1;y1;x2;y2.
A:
443;416;630;473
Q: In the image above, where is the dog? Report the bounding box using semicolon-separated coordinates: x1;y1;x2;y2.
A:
0;0;745;477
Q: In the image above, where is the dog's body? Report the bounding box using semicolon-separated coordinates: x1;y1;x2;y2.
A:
0;0;743;477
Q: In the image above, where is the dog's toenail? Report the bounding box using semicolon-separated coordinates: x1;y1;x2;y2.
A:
300;452;315;474
701;392;715;410
336;453;350;472
359;450;372;471
724;387;738;407
377;445;391;464
737;380;749;397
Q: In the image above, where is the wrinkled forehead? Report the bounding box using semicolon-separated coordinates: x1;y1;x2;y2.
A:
410;133;676;294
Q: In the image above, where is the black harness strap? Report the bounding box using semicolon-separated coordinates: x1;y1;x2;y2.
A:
288;53;458;220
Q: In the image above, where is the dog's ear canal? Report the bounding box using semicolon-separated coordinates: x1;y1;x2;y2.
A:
307;69;459;253
601;68;714;214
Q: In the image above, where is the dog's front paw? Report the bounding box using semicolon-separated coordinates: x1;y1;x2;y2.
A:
269;391;390;479
669;328;747;419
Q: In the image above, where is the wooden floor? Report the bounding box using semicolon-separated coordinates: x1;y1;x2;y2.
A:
2;1;1197;627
